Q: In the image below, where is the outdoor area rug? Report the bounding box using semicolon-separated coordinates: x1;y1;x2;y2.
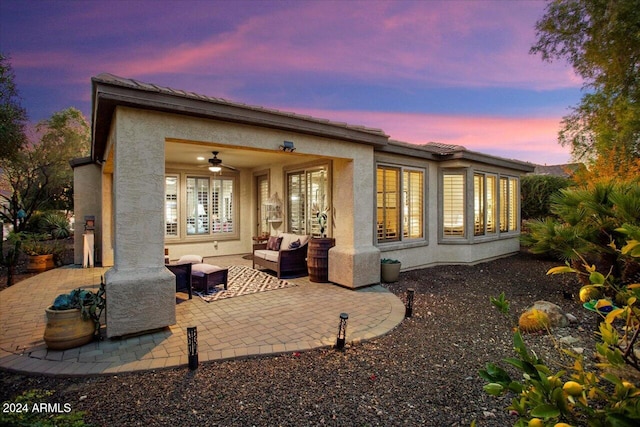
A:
194;265;296;302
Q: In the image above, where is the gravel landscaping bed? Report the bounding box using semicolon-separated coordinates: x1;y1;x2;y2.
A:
1;251;599;426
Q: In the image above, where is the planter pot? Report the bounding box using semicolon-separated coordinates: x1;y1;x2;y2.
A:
381;262;402;283
307;238;335;283
43;307;95;350
27;254;54;272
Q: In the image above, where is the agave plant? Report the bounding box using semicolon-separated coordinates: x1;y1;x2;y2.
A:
50;279;106;335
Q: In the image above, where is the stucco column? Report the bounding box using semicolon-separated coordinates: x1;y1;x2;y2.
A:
105;110;175;338
328;156;380;288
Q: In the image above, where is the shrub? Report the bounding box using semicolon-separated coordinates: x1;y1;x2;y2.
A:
480;232;640;426
521;175;571;221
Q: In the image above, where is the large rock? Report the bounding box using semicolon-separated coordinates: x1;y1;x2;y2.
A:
524;301;569;328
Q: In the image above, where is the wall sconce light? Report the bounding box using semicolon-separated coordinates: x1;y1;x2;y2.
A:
336;312;348;350
280;140;296;152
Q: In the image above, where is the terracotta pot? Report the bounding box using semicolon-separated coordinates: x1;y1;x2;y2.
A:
381;262;402;283
27;254;54;272
43;307;95;351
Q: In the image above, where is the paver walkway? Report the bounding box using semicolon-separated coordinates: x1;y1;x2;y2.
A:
0;255;405;376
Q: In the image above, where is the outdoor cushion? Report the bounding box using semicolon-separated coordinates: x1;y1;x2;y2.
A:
254;249;279;263
279;233;308;250
267;236;283;251
191;263;225;277
178;254;203;264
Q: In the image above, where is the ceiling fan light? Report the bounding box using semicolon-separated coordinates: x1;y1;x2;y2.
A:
208;165;222;173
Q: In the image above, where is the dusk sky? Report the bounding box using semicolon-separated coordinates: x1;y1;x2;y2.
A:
0;0;582;165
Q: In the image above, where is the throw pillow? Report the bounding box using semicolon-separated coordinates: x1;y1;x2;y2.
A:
267;236;283;251
288;239;301;249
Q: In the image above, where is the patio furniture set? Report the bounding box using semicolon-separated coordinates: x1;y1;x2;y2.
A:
165;232;323;298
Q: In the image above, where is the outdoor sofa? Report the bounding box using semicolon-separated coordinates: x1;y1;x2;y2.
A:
253;233;309;278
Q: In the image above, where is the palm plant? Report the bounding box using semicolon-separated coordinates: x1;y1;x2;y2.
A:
522;179;640;283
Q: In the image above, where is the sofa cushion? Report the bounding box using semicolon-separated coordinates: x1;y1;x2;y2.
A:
267;236;283;251
178;254;203;264
254;249;279;263
191;263;224;277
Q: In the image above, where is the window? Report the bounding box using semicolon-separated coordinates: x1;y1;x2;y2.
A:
500;177;519;232
187;177;210;235
287;165;329;237
474;173;497;236
444;170;519;240
403;169;423;239
165;174;237;239
377;166;399;241
165;176;178;237
443;173;465;237
377;165;424;242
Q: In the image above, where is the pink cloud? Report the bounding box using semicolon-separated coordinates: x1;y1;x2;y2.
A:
292;108;571;165
81;1;580;90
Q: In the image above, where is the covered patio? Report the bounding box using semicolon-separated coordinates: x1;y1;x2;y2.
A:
0;255;405;376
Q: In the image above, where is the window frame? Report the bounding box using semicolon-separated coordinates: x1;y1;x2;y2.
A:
376;163;426;246
284;162;332;238
440;168;520;243
164;171;239;242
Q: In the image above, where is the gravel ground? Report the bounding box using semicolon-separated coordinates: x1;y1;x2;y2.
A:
0;251;599;426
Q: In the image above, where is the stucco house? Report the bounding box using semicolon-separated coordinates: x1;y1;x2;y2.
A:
73;74;534;337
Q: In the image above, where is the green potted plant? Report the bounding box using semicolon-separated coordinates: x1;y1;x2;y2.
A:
21;234;55;272
381;258;402;283
43;279;106;350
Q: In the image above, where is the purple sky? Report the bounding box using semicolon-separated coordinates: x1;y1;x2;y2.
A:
0;0;581;165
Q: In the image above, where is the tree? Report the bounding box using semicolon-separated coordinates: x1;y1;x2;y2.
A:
530;0;640;177
0;53;28;161
0;108;90;232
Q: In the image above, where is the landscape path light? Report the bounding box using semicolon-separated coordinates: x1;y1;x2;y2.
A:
336;312;348;350
187;326;198;370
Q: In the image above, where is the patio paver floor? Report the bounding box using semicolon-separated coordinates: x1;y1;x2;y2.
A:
0;255;405;376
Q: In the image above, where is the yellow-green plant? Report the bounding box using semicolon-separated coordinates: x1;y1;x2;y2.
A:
480;228;640;426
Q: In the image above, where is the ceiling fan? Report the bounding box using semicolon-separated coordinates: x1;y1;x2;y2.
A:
203;151;237;172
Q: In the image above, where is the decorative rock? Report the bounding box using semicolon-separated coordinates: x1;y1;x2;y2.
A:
559;335;580;345
566;313;577;322
526;301;569;328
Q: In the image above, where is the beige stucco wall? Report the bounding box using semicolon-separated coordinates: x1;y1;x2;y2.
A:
72;163;102;265
104;108;175;338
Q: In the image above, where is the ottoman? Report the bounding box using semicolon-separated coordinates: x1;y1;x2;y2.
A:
191;263;229;293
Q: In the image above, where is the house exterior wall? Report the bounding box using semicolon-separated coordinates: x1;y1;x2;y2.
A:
374;152;525;271
111;107;381;289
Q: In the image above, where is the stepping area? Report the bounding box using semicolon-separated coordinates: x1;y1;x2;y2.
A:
0;255;405;376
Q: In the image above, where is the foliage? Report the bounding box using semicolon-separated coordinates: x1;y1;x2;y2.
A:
530;0;640;174
521;175;572;220
20;233;56;256
521;180;640;284
381;258;400;264
0;107;90;232
33;211;71;239
480;234;640;426
0;53;28;161
0;389;88;426
50;278;106;335
0;231;22;287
